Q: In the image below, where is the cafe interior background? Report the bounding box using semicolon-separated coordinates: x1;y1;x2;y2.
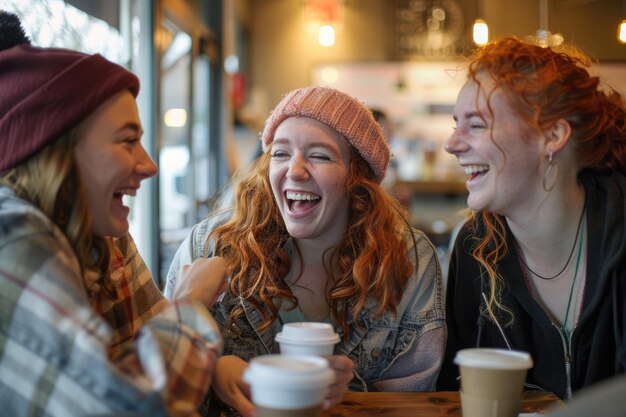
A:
7;0;626;287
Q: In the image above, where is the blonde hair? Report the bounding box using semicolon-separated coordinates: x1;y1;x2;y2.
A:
1;129;112;296
210;149;414;336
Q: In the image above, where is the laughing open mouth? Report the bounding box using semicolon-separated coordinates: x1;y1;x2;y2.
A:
113;188;137;205
464;165;489;180
286;191;321;213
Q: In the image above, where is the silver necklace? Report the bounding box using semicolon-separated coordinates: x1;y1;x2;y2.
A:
518;206;586;281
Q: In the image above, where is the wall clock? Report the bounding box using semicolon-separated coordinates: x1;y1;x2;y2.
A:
394;0;465;58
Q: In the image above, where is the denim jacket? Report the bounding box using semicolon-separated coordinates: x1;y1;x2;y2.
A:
166;211;446;393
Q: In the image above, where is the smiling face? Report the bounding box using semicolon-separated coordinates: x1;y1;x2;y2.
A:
445;73;545;217
269;116;351;246
74;90;157;237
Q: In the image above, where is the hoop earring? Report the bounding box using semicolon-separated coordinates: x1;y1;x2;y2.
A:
542;151;558;192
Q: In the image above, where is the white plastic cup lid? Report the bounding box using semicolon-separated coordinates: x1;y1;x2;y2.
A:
454;348;533;370
243;354;334;389
275;322;340;346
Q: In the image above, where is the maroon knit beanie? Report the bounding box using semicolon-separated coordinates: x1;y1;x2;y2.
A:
0;15;139;172
261;86;390;183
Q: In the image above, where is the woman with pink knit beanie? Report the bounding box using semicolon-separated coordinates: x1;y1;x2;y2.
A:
166;86;446;417
0;12;227;417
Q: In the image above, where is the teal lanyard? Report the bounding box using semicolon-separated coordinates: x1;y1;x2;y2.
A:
561;214;585;349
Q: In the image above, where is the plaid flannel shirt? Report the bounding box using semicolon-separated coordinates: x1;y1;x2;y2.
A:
0;186;222;416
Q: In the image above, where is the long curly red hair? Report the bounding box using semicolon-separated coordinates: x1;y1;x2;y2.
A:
208;148;414;336
467;37;626;323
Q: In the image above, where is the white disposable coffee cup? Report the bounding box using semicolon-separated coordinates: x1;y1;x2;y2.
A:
243;354;334;416
454;348;533;417
275;322;340;356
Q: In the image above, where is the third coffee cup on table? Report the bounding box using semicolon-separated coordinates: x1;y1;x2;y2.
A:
455;348;533;417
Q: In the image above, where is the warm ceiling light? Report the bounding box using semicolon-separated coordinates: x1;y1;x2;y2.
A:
318;24;335;47
473;19;488;46
164;108;187;127
619;19;626;43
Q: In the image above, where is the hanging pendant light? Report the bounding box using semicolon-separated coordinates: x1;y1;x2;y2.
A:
473;1;488;46
318;24;335;47
535;0;563;47
473;19;488;45
304;0;344;47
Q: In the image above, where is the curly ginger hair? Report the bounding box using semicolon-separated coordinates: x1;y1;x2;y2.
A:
208;148;414;336
466;37;626;324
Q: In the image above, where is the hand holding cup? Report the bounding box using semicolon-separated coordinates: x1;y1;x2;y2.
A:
243;354;334;417
275;322;353;409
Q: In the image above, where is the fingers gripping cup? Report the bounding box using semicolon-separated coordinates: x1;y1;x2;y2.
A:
275;322;340;356
243;355;334;417
454;348;533;417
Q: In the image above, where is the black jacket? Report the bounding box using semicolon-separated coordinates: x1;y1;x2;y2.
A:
437;172;626;399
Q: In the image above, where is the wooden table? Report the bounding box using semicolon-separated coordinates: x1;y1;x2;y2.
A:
322;391;561;416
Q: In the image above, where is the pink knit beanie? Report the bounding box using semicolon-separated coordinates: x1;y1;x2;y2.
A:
0;12;139;172
261;86;390;183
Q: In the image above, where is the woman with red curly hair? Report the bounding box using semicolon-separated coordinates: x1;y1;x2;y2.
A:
437;37;626;400
165;86;446;417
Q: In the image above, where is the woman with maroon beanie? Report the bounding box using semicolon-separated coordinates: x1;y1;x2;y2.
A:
0;12;227;416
